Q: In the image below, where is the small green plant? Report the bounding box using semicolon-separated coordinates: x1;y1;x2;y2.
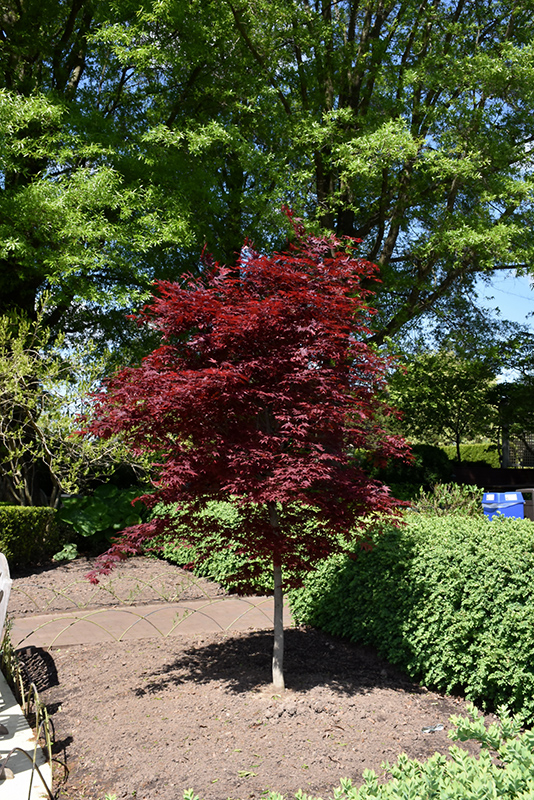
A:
52;542;79;562
238;769;257;778
56;484;147;556
152;499;328;593
411;482;483;516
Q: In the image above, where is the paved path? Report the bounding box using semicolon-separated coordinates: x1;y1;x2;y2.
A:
11;595;293;650
6;592;292;799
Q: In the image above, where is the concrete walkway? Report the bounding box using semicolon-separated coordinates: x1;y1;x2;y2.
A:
11;595;293;650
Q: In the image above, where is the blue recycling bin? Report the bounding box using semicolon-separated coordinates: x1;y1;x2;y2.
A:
482;491;524;520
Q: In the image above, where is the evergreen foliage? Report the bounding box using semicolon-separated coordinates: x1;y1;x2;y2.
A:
442;443;500;468
0;506;59;566
370;443;453;500
290;514;534;722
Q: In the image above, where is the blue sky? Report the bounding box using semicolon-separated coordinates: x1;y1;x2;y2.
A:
475;271;534;330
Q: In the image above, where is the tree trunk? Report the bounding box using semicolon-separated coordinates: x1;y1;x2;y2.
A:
267;498;285;691
272;560;285;691
501;422;511;468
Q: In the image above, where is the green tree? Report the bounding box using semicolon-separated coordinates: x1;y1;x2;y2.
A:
389;352;498;462
0;308;141;506
4;1;534;349
0;0;191;348
106;0;534;342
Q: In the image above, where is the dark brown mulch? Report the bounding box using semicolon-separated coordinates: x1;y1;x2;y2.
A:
10;557;493;800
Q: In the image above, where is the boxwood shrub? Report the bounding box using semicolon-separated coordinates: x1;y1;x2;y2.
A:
289;514;534;722
0;505;60;567
441;442;500;467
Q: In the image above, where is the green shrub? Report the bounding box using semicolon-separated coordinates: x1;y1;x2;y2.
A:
442;442;500;467
0;506;61;567
57;484;147;559
410;483;483;516
152;501;274;593
152;500;340;593
289;514;534;722
184;705;534;800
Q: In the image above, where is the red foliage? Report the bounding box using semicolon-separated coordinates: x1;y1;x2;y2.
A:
87;218;409;585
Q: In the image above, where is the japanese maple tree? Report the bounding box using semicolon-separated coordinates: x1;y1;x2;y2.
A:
87;213;409;689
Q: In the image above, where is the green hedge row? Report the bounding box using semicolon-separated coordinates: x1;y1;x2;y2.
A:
289;513;534;722
0;506;61;567
369;443;453;499
185;705;534;800
441;442;500;467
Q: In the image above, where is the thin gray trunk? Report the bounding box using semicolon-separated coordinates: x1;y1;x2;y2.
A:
272;561;285;691
267;498;285;691
502;423;510;468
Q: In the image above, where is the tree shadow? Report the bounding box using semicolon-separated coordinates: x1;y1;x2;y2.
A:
136;626;422;697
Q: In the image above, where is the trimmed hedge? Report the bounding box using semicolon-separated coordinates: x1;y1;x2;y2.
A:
441;442;500;467
184;705;534;800
289;514;534;722
0;506;61;567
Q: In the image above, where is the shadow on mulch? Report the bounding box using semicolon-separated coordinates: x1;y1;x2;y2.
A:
137;626;423;698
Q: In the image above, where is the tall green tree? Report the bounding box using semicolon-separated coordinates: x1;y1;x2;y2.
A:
105;0;534;343
0;0;191;348
3;0;534;348
389;352;498;461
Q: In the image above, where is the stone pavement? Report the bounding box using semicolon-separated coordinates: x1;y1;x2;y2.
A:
11;595;293;650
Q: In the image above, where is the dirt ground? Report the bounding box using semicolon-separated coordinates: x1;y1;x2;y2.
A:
10;557;494;800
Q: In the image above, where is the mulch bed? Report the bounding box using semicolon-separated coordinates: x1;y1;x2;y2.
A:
10;557;493;800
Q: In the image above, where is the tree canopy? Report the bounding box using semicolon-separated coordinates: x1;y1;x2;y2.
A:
86;220;409;687
2;0;534;349
3;0;533;510
389;352;497;461
0;0;191;347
